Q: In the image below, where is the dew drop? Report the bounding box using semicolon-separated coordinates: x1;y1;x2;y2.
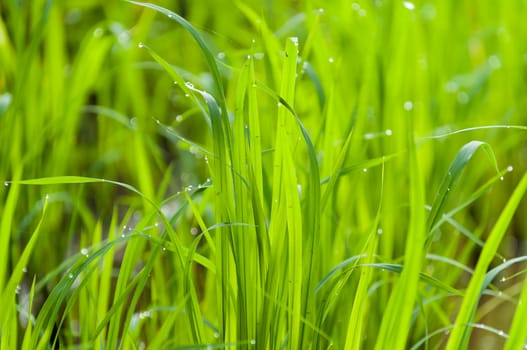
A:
190;227;199;236
250;339;256;345
291;37;299;46
446;187;451;192
185;185;193;192
15;285;21;294
498;330;505;337
4;181;9;187
316;8;325;14
500;276;506;282
328;57;334;63
154;222;159;227
168;14;175;19
488;55;501;70
185;93;190;97
352;3;360;10
93;28;104;38
138;42;144;48
69;273;74;279
457;92;469;104
45;194;49;200
358;9;367;16
385;129;393;136
176;115;183;123
185;82;194;89
217;52;225;59
162;247;167;251
363;168;368;172
403;1;415;10
22;267;28;273
500;176;504;181
377;228;383;235
81;248;89;257
213;332;219;339
507;165;514;172
403;101;414;111
277;102;282;107
251;38;256;44
121;233;126;238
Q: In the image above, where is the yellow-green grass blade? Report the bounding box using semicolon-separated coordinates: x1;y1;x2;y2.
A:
446;171;527;350
0;193;47;328
374;63;426;350
504;265;527;349
344;233;378;350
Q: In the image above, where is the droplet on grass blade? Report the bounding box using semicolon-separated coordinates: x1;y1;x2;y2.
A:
403;1;415;10
488;55;501;70
93;28;104;38
138;42;144;48
217;52;225;59
250;339;256;345
291;37;299;46
507;165;514;172
328;57;334;63
403;101;414;111
81;248;89;257
385;129;393;136
457;92;469;104
4;181;8;187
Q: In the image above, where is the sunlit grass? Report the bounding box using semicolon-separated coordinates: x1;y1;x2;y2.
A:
1;1;527;349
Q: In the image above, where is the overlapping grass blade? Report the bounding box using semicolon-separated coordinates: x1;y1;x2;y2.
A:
446;172;527;349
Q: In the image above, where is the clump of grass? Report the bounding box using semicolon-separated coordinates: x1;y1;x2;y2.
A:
1;1;527;349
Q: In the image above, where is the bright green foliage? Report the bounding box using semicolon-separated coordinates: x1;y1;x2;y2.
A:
1;1;527;349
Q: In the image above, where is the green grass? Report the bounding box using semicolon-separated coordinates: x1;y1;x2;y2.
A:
1;1;527;349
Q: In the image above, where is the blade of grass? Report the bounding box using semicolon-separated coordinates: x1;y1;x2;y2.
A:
445;171;527;350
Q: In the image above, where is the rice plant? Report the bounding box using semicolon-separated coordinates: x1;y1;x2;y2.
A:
1;1;527;349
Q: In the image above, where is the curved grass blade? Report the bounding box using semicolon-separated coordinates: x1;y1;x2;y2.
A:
127;1;229;129
445;172;527;350
426;141;500;245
